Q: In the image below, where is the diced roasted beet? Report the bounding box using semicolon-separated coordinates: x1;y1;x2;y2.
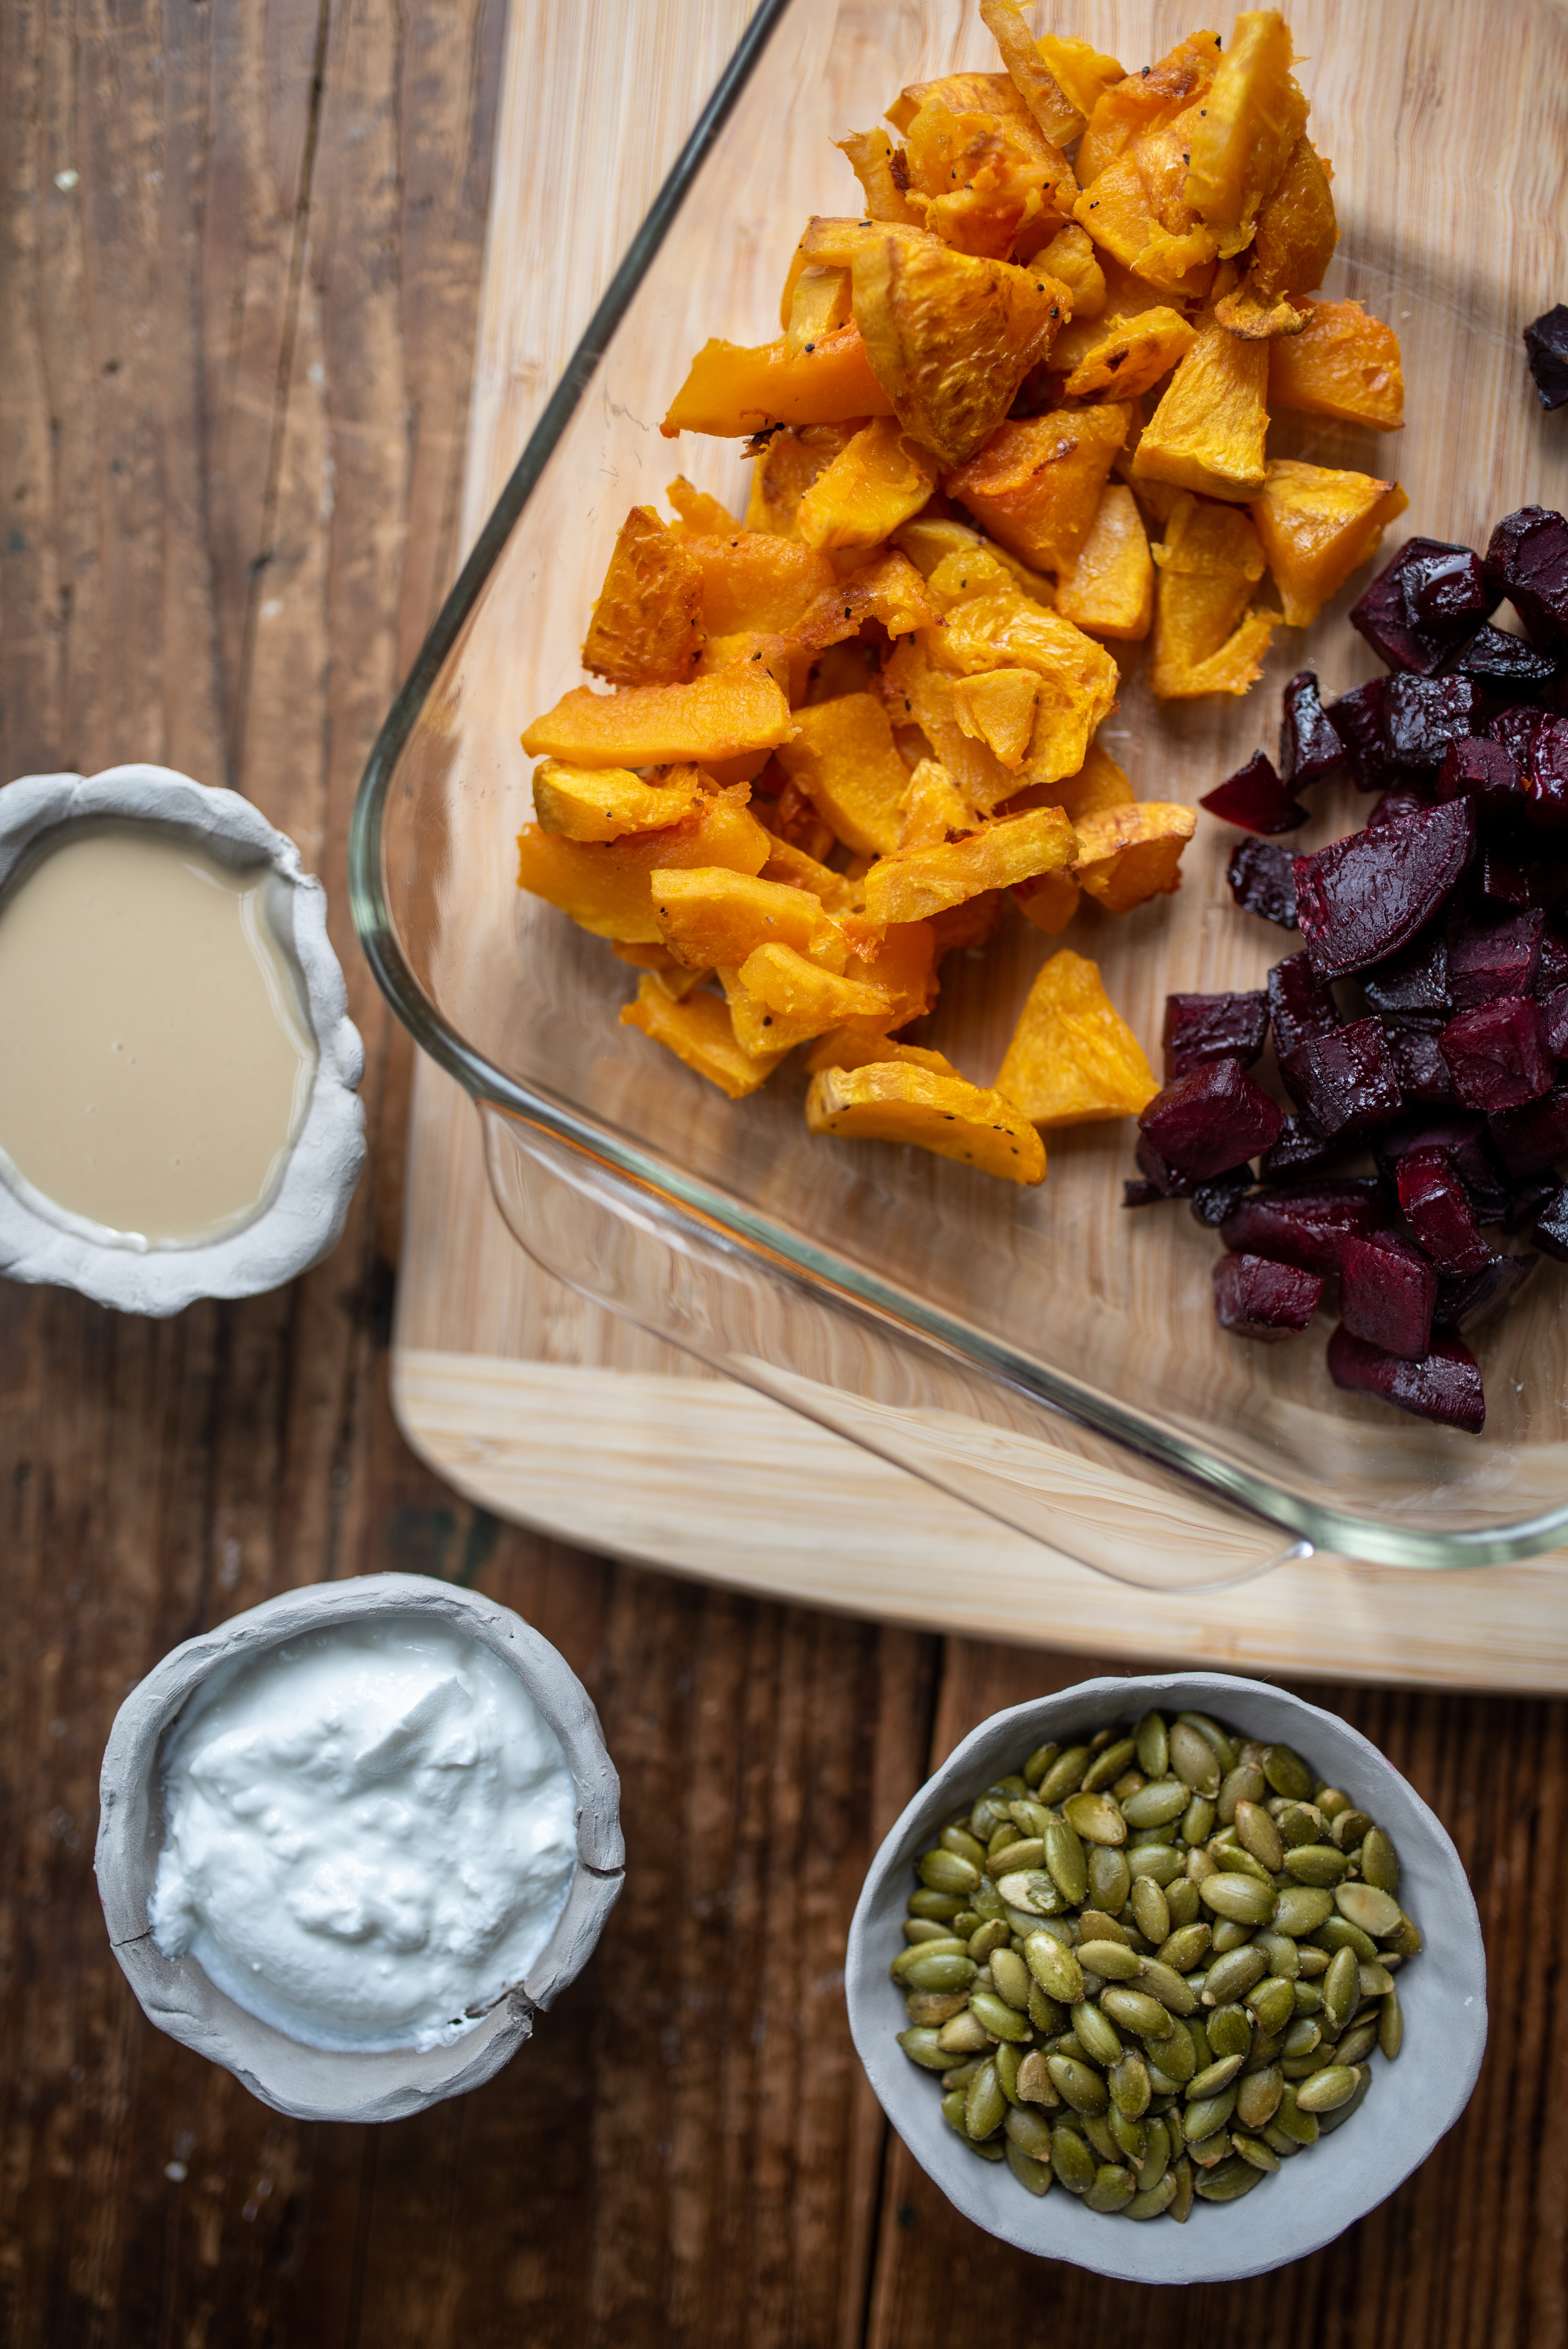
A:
1138;1059;1284;1180
1190;1167;1256;1227
1384;1019;1459;1103
1434;1253;1538;1332
1326;678;1393;790
1402;545;1495;635
1279;672;1345;789
1122;1178;1167;1208
1200;750;1307;834
1365;787;1436;831
1490;704;1550;770
1436;736;1523;814
1383;675;1479;774
1540;985;1568;1059
1294;798;1476;979
1351;546;1466;675
1135;1134;1198;1198
1228;838;1299;927
1213;1252;1324;1340
1395;1145;1497;1274
1439;995;1555;1110
1339;1230;1437;1359
1525;305;1568;412
1267;952;1341;1056
1525;714;1568;829
1326;1324;1486;1433
1260;1116;1340;1179
1280;1016;1402;1137
1361;926;1451;1020
1449;911;1543;1009
1484;507;1568;652
1534;1183;1568;1258
1503;1174;1558;1232
1162;990;1270;1079
1535;930;1568;995
1376;1112;1511;1223
1457;623;1563;701
1475;843;1539;908
1220;1180;1386;1276
1488;1080;1568;1176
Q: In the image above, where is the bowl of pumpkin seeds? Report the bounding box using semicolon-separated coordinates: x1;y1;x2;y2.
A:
846;1671;1485;2283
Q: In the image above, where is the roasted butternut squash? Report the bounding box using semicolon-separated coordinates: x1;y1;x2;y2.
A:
517;790;771;943
531;759;707;842
795;417;939;553
1072;801;1198;911
773;692;913;857
996;948;1159;1125
1151;492;1276;699
1133;323;1270;502
1183;10;1306;257
1053;483;1155;640
661;324;894;436
1267;298;1405;430
1251;458;1408;626
942;406;1133;573
620;978;791;1098
581;507;704;688
805;1060;1047;1184
861;804;1076;925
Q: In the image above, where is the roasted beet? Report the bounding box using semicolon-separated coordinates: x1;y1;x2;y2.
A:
1396;1146;1497;1274
1384;1019;1459;1102
1279;672;1345;789
1260;1116;1340;1179
1360;927;1450;1020
1436;736;1523;814
1326;678;1393;790
1490;704;1550;770
1351;545;1465;675
1365;787;1435;831
1476;843;1539;907
1213;1253;1323;1340
1122;1178;1167;1208
1434;1253;1537;1332
1228;838;1299;927
1326;1324;1486;1433
1383;675;1479;774
1484;507;1568;652
1135;1134;1198;1198
1376;1112;1511;1224
1454;622;1562;699
1138;1059;1284;1180
1535;930;1568;994
1525;714;1568;828
1190;1168;1257;1228
1450;911;1543;1007
1200;750;1307;834
1294;798;1476;979
1162;990;1270;1079
1525;305;1568;411
1219;1180;1386;1276
1339;1230;1437;1359
1280;1016;1402;1137
1267;952;1341;1056
1534;1184;1568;1258
1402;544;1494;634
1439;995;1554;1110
1540;984;1568;1058
1503;1175;1558;1232
1488;1080;1568;1177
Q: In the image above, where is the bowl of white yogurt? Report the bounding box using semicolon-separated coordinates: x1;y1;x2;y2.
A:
95;1574;623;2122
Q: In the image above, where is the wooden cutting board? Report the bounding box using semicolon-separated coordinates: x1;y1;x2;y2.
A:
392;0;1568;1691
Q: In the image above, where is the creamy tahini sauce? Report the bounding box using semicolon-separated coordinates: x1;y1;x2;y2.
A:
0;825;317;1243
150;1618;579;2054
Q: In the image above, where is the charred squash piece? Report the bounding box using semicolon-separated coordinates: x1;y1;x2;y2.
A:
996;948;1159;1124
898;755;980;845
1072;150;1217;298
1059;305;1196;401
620;977;791;1098
1251;458;1408;627
898;84;1074;260
517;790;771;942
1267;299;1405;430
1053;483;1155;640
1133;323;1270;502
941;405;1133;573
522;668;796;770
805;1060;1047;1183
1033;223;1106;321
834;127;922;227
581;506;704;687
662;324;894;437
791;549;942;650
1244;134;1338;298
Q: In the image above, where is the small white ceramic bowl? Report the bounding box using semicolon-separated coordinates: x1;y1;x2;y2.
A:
95;1574;624;2123
0;764;364;1314
847;1670;1486;2285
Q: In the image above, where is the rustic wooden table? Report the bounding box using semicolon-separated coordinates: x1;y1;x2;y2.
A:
3;2;1566;2343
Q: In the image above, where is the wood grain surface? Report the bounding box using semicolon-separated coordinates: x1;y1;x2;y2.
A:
3;2;1568;2344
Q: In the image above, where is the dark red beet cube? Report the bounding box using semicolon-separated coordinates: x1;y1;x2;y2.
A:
1525;305;1568;411
1228;838;1299;928
1534;1184;1568;1258
1361;927;1450;1020
1450;912;1543;1008
1213;1253;1324;1340
1437;736;1523;814
1490;704;1550;770
1190;1168;1255;1227
1279;672;1346;788
1280;1016;1402;1137
1137;1059;1284;1180
1162;990;1270;1078
1260;1116;1340;1179
1326;679;1393;789
1440;996;1554;1110
1267;952;1340;1056
1294;798;1476;979
1123;1178;1167;1208
1396;1145;1497;1274
1366;787;1436;831
1377;1112;1511;1223
1434;1253;1536;1332
1476;844;1539;908
1402;545;1494;634
1220;1180;1386;1275
1340;1230;1437;1358
1454;622;1562;699
1526;714;1568;828
1135;1134;1198;1197
1484;507;1568;652
1201;750;1307;834
1488;1080;1568;1176
1351;547;1465;675
1326;1325;1486;1433
1383;675;1479;773
1385;1019;1459;1103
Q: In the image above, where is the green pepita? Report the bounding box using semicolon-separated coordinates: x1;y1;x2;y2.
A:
1206;2003;1253;2060
1082;1737;1138;1793
1379;1987;1403;2061
1135;1710;1169;1779
1125;2171;1178;2219
1200;1873;1276;1927
1231;2132;1280;2174
1361;1825;1400;1893
1063;1790;1127;1846
966;2058;1006;2139
1235;2063;1283;2130
1078;1938;1140;1983
1048;2054;1108;2115
1125;1844;1184;1886
1295;2063;1360;2114
1246;1974;1296;2038
1051;2123;1096;2193
1074;2001;1124;2069
1335;1882;1404;1938
919;1849;981;1896
1273;1884;1335;1937
1262;1743;1313;1800
970;1989;1033;2044
1203;1944;1269;2007
1037;1746;1090;1805
1101;1985;1175;2040
1083;2164;1137;2214
1025;1932;1083;2004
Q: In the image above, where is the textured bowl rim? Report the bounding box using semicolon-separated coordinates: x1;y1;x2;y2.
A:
94;1573;624;2123
846;1670;1486;2285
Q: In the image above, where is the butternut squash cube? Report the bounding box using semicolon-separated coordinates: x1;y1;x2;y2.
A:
1242;134;1338;300
661;324;894;437
581;507;703;687
862;804;1076;926
1133;323;1270;502
773;693;912;857
652;867;848;972
1053;484;1154;640
851;229;1069;465
795;418;940;553
1035;33;1126;134
896;756;980;848
1251;459;1409;627
719;968;825;1057
1183;10;1306;258
737;943;891;1032
975;2;1093;148
941;406;1133;572
880;638;1016;814
517;790;771;942
784;264;852;356
531;759;707;843
1151;492;1275;698
899;84;1073;262
744;423;862;537
1267;299;1405;431
793;549;943;651
949;670;1040;771
1033;224;1105;320
998;738;1135;827
757;832;853;909
893;514;1055;604
620;977;790;1098
834;127;923;228
1072;801;1197;911
996;948;1158;1125
806;1060;1046;1184
685;531;836;635
934;588;1121;790
521;668;795;770
850;920;939;1028
1059;306;1196;403
804;1031;957;1077
1012;870;1081;934
666;476;739;534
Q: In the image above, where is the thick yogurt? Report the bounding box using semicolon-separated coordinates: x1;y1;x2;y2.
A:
149;1616;578;2053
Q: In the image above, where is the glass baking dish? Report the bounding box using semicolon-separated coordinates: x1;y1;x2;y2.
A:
350;0;1568;1588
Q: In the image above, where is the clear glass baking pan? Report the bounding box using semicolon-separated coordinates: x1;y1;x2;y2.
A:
350;0;1568;1588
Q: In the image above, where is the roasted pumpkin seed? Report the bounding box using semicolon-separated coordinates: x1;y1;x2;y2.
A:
1083;1738;1138;1794
1063;1791;1127;1846
1051;2123;1096;2193
1274;1884;1335;1937
1262;1744;1313;1800
1125;2172;1178;2220
1048;2055;1108;2115
1232;2132;1280;2174
1203;1944;1269;2008
1361;1825;1400;1893
1102;1985;1175;2039
1235;2063;1284;2130
1201;1873;1276;1927
1206;2004;1253;2061
1121;1776;1190;1829
1379;1988;1403;2061
1037;1746;1090;1805
1336;1882;1403;1938
1074;2001;1124;2069
1083;2164;1137;2214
